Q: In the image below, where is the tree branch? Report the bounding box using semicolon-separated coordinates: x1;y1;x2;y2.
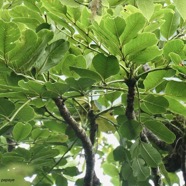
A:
53;97;100;186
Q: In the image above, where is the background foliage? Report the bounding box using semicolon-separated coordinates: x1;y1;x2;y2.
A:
0;0;186;186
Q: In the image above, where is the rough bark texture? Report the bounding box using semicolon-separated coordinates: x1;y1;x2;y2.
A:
54;97;100;186
125;78;136;120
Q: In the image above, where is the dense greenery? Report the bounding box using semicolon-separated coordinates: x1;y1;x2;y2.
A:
0;0;186;185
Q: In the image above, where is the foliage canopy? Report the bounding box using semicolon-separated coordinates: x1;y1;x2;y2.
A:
0;0;186;186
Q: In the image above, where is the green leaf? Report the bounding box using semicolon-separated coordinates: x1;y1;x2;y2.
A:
9;29;54;71
62;54;86;77
13;122;32;141
165;81;186;101
103;16;126;37
15;105;35;122
92;54;120;80
69;67;102;81
144;69;175;90
123;33;158;56
141;95;169;114
160;9;180;40
129;46;162;64
165;96;186;117
102;163;119;177
169;52;182;65
37;39;69;73
0;20;20;58
31;128;50;141
65;77;96;92
45;82;70;95
136;0;154;21
46;134;68;143
113;146;125;161
47;12;75;34
132;158;150;181
63;167;80;176
140;142;162;167
118;117;142;140
163;39;185;60
173;0;186;20
56;175;67;186
0;98;15;116
18;80;46;95
120;12;146;45
144;120;176;144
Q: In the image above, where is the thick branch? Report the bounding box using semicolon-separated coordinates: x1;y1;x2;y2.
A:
53;97;99;186
125;78;136;120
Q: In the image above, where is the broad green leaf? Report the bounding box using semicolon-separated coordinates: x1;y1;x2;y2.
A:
42;0;67;18
166;96;186;117
31;128;50;141
141;95;169;114
136;0;154;21
104;16;126;37
144;69;175;90
113;146;125;161
123;33;158;57
47;12;75;34
0;20;20;58
30;145;59;161
120;12;146;45
121;162;134;181
102;163;119;177
105;91;121;104
56;175;68;186
0;98;15;116
132;158;150;181
91;21;121;55
18;80;45;95
66;77;96;92
92;54;120;80
69;67;102;81
45;82;70;95
165;81;186;101
46;134;68;143
36;39;69;73
62;54;86;77
173;0;186;20
13;122;32;141
63;167;80;176
144;120;176;144
96;113;116;133
160;9;180;40
15;105;35;122
10;5;43;23
67;7;81;22
118;116;142;140
169;52;182;65
9;29;54;71
44;120;66;133
140;142;162;167
129;46;162;64
61;0;80;7
163;39;185;60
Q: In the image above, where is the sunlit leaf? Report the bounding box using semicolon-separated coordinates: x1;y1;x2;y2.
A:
120;12;146;45
92;54;120;80
173;0;186;20
123;33;158;56
136;0;154;21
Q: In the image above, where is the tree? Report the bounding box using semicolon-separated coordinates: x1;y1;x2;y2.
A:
0;0;185;185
